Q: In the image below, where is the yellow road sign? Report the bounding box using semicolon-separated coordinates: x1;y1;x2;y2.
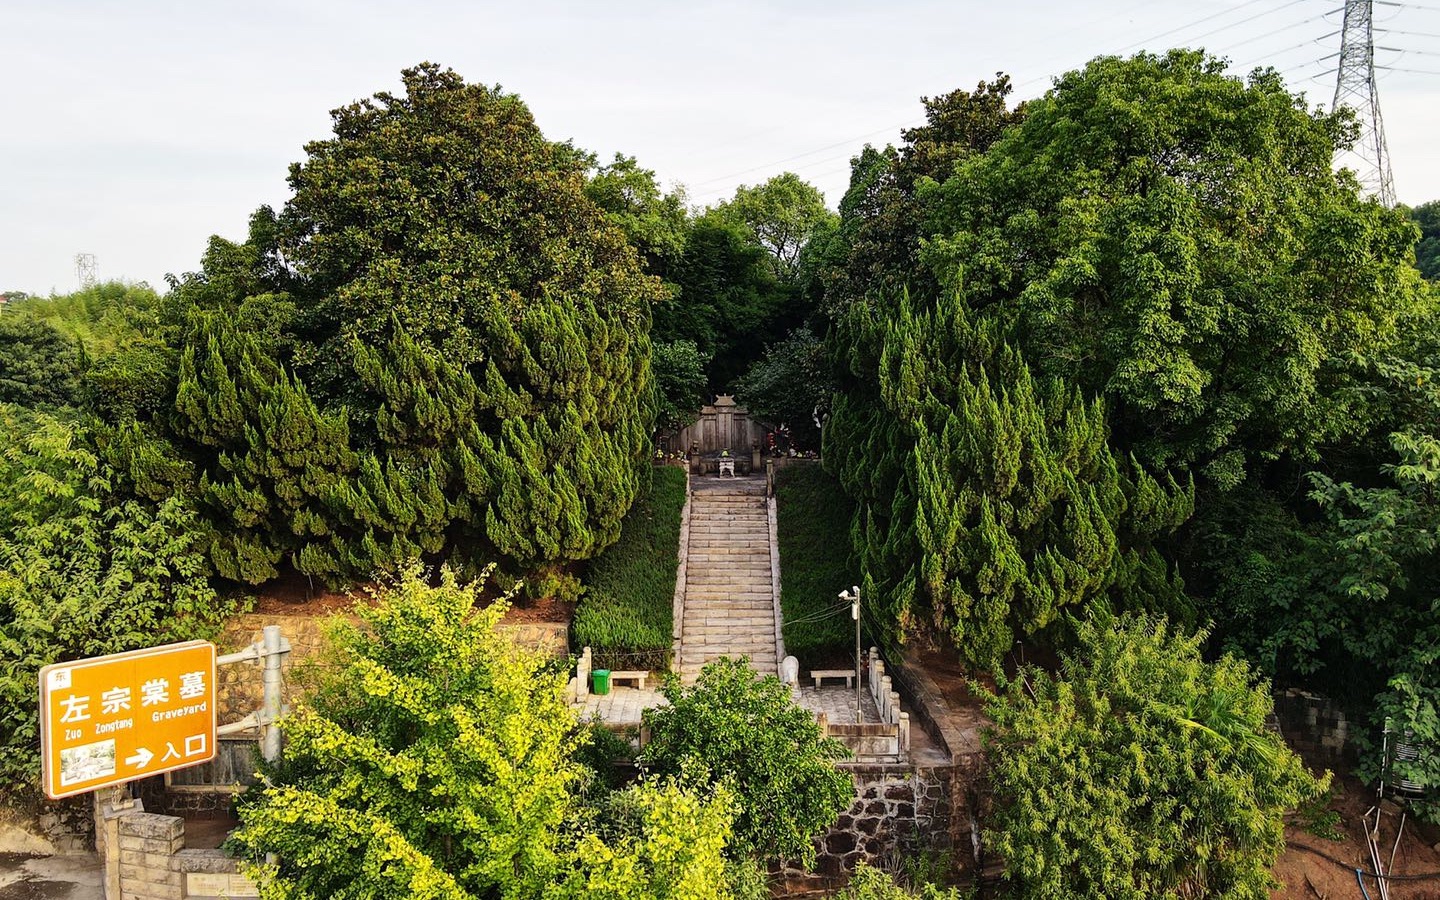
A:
39;641;216;800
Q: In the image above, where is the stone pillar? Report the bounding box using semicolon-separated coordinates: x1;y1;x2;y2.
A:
117;812;186;900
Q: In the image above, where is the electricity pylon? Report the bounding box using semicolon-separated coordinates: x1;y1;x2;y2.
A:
1333;0;1396;206
75;253;97;290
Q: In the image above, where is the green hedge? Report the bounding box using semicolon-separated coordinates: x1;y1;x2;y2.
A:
572;465;686;670
775;463;861;667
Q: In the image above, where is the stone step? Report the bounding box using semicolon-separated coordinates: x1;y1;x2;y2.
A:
682;599;774;608
684;579;771;587
681;656;777;668
682;635;776;646
676;483;779;682
684;582;771;589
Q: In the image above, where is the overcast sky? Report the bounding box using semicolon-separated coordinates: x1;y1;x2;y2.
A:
3;0;1437;295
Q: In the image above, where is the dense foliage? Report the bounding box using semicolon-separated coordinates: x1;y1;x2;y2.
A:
640;657;851;864
980;617;1325;899
920;51;1422;485
1411;200;1440;281
734;326;830;449
123;64;666;588
0;407;238;799
0;317;83;408
827;291;1192;666
233;567;752;900
573;465;687;670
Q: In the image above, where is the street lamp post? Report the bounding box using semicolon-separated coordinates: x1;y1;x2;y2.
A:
840;585;861;724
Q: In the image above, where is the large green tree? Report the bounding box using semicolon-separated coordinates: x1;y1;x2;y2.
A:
826;291;1192;665
708;173;835;281
280;64;660;576
814;76;1025;315
920;51;1423;487
981;617;1324;900
139;64;664;586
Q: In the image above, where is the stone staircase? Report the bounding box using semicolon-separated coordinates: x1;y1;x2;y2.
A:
676;477;779;682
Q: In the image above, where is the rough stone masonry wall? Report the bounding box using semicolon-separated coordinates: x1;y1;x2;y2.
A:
215;614;569;721
1273;687;1356;765
773;763;961;895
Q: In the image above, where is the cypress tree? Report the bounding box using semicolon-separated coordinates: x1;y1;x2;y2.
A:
273;64;661;577
171;313;360;582
827;291;1193;666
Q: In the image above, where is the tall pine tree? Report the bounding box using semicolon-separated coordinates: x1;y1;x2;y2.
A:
827;291;1192;666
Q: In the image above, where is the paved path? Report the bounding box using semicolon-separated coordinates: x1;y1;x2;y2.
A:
676;476;780;682
576;687;666;726
0;853;101;899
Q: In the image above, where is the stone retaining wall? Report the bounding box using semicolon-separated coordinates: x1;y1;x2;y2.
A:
1274;688;1356;764
774;762;968;895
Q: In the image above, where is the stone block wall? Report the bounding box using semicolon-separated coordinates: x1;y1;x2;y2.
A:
1274;688;1355;764
109;807;259;899
117;812;186;899
773;763;962;895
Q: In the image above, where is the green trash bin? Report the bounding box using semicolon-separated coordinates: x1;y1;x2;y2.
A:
592;669;612;695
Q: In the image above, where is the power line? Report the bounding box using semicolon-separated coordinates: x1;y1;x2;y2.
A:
688;0;1315;201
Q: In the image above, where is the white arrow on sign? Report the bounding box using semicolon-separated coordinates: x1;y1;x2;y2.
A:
126;747;154;769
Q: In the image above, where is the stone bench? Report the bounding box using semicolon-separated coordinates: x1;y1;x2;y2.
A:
811;669;855;689
610;670;650;690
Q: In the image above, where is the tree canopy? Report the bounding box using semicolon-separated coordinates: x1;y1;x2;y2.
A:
233;567;752;900
1411;199;1440;281
126;64;665;587
919;51;1424;485
981;617;1325;900
827;290;1192;665
640;657;851;864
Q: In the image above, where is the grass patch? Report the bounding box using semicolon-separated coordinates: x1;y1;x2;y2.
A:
573;464;686;671
775;463;860;668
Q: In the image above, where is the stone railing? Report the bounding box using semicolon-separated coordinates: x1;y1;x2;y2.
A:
818;648;912;763
566;646;593;704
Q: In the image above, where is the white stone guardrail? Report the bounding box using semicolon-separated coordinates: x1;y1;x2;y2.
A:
865;647;912;756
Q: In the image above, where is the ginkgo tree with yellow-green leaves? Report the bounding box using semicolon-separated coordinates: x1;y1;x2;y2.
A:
231;566;763;900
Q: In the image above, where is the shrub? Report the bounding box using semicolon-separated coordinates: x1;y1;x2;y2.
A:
573;466;686;670
979;616;1326;900
232;565;749;900
640;657;851;864
774;463;860;666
